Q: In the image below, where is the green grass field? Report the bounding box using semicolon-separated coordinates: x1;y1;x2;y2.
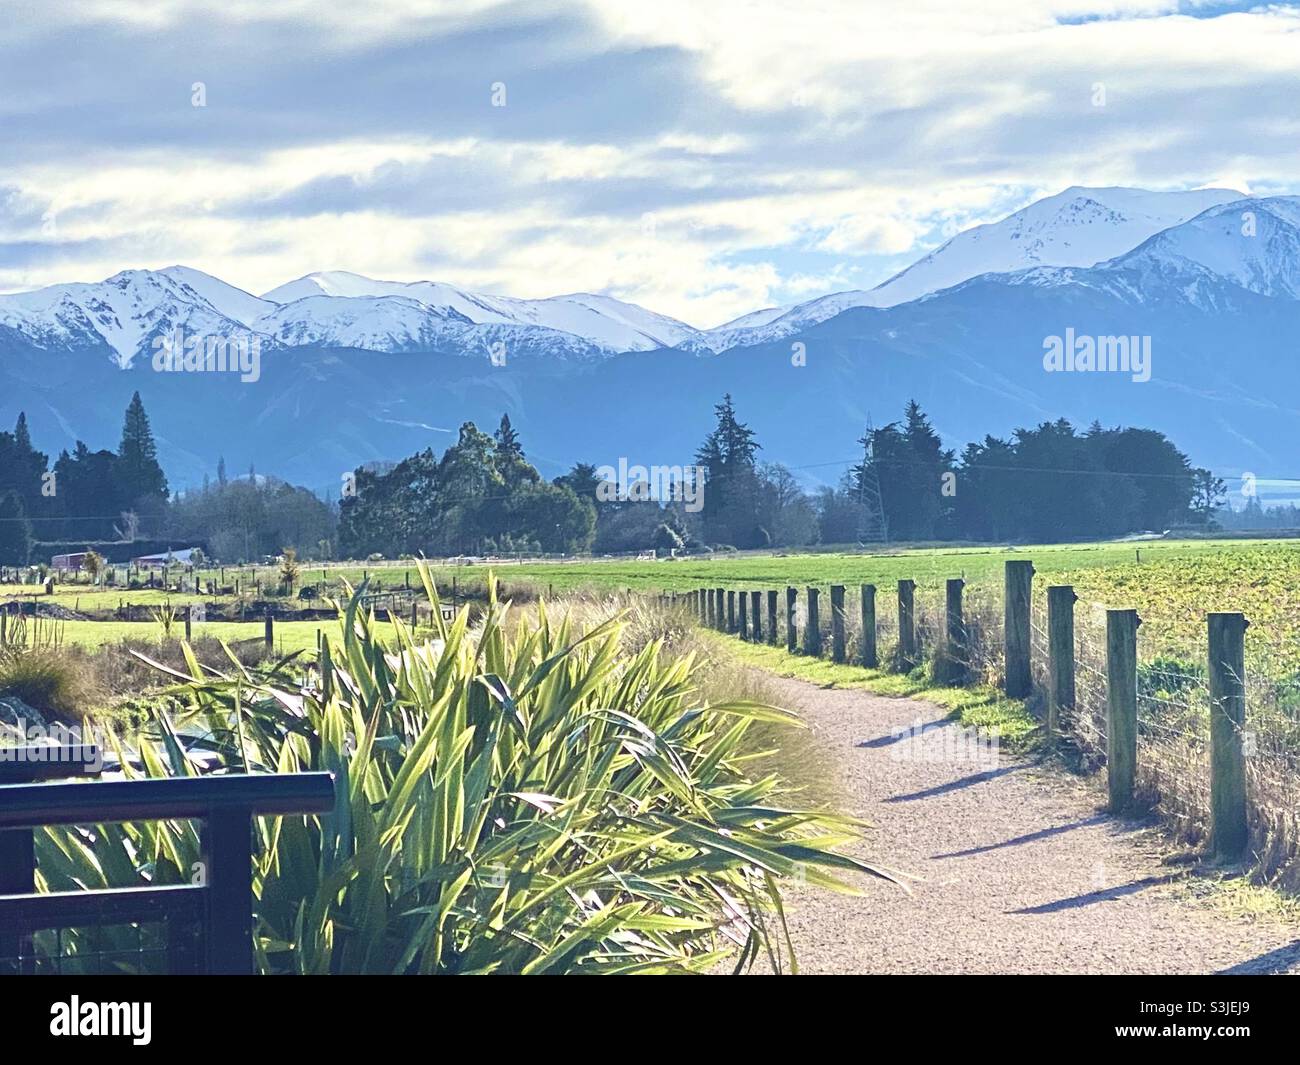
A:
41;619;407;656
11;537;1300;665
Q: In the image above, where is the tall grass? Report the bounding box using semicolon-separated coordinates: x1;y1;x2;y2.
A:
38;566;895;973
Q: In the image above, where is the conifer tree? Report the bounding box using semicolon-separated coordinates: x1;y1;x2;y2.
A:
117;392;168;503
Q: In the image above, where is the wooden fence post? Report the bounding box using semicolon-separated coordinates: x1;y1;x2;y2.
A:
860;584;877;668
750;590;763;643
897;579;917;671
1004;560;1035;698
726;590;736;633
803;587;821;656
940;578;966;684
706;588;715;627
1047;585;1077;739
1208;611;1249;859
738;591;749;640
767;591;778;646
830;585;846;663
1105;608;1140;813
715;587;725;631
786;587;797;652
264;609;274;650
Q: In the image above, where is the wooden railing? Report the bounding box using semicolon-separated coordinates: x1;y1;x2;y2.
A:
0;751;333;975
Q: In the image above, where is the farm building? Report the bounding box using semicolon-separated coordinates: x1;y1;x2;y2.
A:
51;551;91;572
131;547;200;569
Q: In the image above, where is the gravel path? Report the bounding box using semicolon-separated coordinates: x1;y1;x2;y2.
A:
764;674;1300;974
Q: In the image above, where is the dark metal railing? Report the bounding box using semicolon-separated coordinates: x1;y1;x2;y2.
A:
0;746;334;975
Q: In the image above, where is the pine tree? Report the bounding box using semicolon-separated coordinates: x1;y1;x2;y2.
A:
14;412;32;453
7;412;48;515
217;455;228;487
494;413;523;459
117;392;168;503
694;394;762;547
0;490;32;565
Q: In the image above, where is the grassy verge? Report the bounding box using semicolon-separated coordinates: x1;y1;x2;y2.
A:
703;631;1040;749
1173;873;1300;925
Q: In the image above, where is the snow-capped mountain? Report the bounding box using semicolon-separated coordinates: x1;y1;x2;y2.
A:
161;265;276;327
1103;196;1300;301
982;194;1300;313
262;270;707;352
258;295;474;352
2;186;1292;370
705;186;1243;350
0;269;257;368
0;267;701;365
8;187;1300;494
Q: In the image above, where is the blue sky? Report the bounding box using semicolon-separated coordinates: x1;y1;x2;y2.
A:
2;0;1299;326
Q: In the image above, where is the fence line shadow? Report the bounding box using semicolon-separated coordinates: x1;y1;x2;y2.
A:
858;717;952;749
1007;874;1174;915
932;814;1110;858
884;765;1020;804
1215;940;1300;974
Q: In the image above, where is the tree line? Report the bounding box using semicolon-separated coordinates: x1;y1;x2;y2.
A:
0;393;171;564
339;396;1224;559
0;392;1230;566
0;394;335;566
684;396;1222;548
337;416;596;558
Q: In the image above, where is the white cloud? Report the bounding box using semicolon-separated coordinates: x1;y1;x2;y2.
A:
5;1;1300;321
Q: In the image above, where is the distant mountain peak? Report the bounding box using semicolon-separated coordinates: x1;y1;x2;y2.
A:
4;186;1298;366
700;185;1245;351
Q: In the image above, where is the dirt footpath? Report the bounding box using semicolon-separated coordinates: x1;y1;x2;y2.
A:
765;675;1300;975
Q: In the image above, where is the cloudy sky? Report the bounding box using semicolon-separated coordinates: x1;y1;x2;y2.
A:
3;0;1299;326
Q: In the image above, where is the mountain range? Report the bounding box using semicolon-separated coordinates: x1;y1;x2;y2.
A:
2;185;1297;499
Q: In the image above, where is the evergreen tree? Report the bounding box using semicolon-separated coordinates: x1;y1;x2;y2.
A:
554;463;602;505
695;393;762;546
14;411;32;453
494;413;523;459
0;412;49;519
1189;468;1226;525
494;413;537;489
0;490;32;565
117;392;168;503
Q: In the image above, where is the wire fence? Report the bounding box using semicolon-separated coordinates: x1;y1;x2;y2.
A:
677;570;1300;888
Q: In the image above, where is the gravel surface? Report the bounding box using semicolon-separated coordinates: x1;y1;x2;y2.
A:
763;674;1300;975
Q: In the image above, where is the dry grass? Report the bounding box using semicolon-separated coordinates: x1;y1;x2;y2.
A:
0;647;101;722
501;590;840;806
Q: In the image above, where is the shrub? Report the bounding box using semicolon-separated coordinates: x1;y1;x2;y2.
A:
42;567;893;973
0;648;99;720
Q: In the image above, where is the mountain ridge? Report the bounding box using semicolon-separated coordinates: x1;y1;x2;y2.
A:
4;185;1299;496
0;185;1264;366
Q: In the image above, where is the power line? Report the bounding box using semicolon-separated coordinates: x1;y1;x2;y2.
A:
784;455;1279;485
